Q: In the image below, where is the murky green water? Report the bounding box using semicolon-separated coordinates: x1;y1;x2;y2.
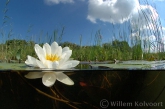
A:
0;61;165;109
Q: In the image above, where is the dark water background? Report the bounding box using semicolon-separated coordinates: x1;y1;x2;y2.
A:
0;69;165;109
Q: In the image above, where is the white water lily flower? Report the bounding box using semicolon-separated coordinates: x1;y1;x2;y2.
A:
25;41;79;87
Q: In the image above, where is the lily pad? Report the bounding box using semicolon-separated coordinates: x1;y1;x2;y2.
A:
90;64;151;69
0;63;26;70
90;60;165;70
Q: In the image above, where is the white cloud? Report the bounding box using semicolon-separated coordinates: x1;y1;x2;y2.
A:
130;5;159;31
130;5;159;39
128;3;164;52
44;0;74;5
87;0;139;24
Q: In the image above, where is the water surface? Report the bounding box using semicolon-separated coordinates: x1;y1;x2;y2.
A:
0;61;165;109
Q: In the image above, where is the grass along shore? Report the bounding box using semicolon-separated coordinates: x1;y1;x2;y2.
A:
0;39;164;63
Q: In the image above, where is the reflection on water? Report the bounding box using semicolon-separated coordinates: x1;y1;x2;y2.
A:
0;68;165;109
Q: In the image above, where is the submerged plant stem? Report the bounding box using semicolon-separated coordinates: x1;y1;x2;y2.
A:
17;72;81;109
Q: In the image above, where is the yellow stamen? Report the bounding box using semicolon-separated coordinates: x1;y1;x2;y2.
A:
46;54;60;61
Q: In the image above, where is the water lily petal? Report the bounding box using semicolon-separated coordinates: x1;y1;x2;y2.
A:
60;52;66;60
59;62;72;69
52;61;59;69
35;44;45;62
59;60;79;69
60;49;71;62
59;50;72;65
25;55;38;67
46;60;53;68
56;72;74;85
62;47;70;52
25;72;45;79
60;50;72;61
36;59;46;68
56;46;62;56
25;60;31;65
64;50;72;59
43;43;51;55
42;72;56;87
25;59;31;65
62;48;71;56
67;60;80;67
51;42;58;55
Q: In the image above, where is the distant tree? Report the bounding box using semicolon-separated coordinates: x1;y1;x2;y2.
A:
102;43;112;49
60;41;80;49
112;40;131;52
5;39;27;46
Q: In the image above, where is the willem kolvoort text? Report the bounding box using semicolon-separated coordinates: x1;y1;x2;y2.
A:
110;101;163;107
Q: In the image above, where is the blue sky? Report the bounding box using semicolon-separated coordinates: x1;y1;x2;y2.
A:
0;0;165;46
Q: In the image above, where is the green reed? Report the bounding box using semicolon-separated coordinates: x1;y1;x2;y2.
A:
0;0;164;62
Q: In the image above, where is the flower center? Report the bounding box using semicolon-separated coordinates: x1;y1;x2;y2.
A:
46;54;60;61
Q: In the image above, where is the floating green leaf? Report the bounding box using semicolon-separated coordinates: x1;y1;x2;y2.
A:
90;60;165;70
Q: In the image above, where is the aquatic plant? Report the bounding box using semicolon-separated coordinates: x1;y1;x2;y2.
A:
25;41;80;87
